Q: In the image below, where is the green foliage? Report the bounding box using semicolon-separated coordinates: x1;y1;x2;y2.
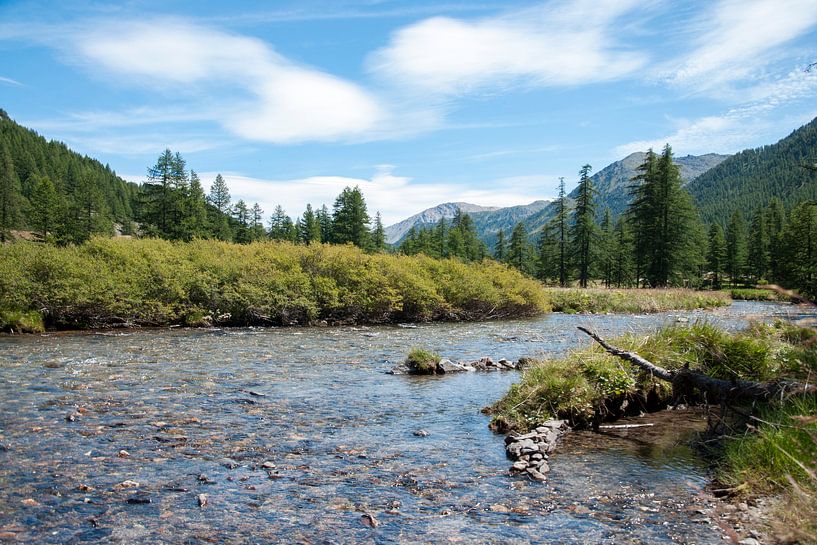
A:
0;238;549;329
0;309;44;333
726;209;748;286
729;288;781;301
544;288;730;314
571;164;596;288
405;348;441;374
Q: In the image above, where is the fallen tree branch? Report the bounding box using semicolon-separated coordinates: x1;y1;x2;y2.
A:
577;326;817;404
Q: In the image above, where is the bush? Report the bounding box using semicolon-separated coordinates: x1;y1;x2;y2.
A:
0;238;549;330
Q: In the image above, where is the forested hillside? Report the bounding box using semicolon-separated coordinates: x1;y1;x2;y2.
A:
687;117;817;225
0;109;138;242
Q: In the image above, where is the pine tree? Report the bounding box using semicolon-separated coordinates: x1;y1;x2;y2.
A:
765;197;786;282
494;229;507;261
232;200;250;243
725;210;748;286
29;174;59;241
627;149;657;288
537;224;558;283
317;204;332;243
250;203;266;241
0;141;21;242
433;217;447;259
748;209;769;281
182;170;209;240
208;173;232;241
554;176;569;286
571;164;596;288
507;222;530;274
781;203;817;298
331;186;370;248
298;204;322;245
707;224;726;289
599;207;614;287
612;218;633;287
268;205;293;241
371;211;386;252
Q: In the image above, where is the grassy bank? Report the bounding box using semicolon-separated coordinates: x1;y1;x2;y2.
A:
729;288;789;302
544;287;731;314
489;320;817;541
0;238;549;330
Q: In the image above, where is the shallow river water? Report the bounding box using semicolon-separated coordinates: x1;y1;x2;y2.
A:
0;302;794;544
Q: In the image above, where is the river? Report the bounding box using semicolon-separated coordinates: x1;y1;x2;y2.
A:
0;301;793;544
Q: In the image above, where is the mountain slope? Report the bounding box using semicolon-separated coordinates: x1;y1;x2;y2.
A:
384;202;499;244
0;109;137;228
470;200;551;248
686;117;817;225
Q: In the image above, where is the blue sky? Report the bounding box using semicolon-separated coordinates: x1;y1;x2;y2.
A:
1;0;816;224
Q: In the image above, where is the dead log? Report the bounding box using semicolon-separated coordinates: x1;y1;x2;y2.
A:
577;326;817;404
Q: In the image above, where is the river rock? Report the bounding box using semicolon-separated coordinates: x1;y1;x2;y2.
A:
511;461;528;471
525;467;547;481
436;359;467;374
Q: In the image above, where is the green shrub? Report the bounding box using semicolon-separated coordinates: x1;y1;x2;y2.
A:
0;309;45;333
0;238;549;330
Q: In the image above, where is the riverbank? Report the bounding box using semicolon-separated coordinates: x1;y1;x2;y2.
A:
489;320;817;542
0;238;548;331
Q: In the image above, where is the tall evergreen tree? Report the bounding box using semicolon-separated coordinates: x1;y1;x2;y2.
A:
208;173;232;241
182;170;209;240
554;176;569;286
725;209;748;286
250;203;266;241
298;204;322;245
494;228;507;261
317;204;332;244
268;205;293;241
748;209;769;281
29;174;59;241
599;207;614;287
232;200;250;243
781;203;817;298
571;164;596;288
765;197;786;282
0;141;21;242
707;224;726;289
371;211;387;252
507;222;531;274
331;186;370;248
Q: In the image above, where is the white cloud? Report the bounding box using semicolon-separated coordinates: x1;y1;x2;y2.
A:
368;0;647;95
663;0;817;91
66;19;384;143
202;167;552;226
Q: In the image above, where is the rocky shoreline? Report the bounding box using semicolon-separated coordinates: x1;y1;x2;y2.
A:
389;356;530;375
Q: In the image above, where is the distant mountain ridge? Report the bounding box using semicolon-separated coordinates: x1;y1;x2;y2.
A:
384;202;499;244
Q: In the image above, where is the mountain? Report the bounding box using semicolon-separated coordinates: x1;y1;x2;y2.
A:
470;200;551;248
384;202;499;244
519;151;729;237
686;117;817;225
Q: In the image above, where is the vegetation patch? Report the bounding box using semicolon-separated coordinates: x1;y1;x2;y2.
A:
544;288;731;314
0;309;45;333
729;288;788;301
0;238;549;330
404;348;441;374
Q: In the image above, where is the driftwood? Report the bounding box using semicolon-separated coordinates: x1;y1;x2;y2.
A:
577;326;817;404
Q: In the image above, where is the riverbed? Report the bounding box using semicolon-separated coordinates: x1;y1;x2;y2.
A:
0;302;793;544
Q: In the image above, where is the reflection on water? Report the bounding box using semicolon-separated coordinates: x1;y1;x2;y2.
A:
0;302;792;544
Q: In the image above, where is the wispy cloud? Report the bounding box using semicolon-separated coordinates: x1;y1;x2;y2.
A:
368;0;648;96
0;76;22;86
46;18;384;144
660;0;817;93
